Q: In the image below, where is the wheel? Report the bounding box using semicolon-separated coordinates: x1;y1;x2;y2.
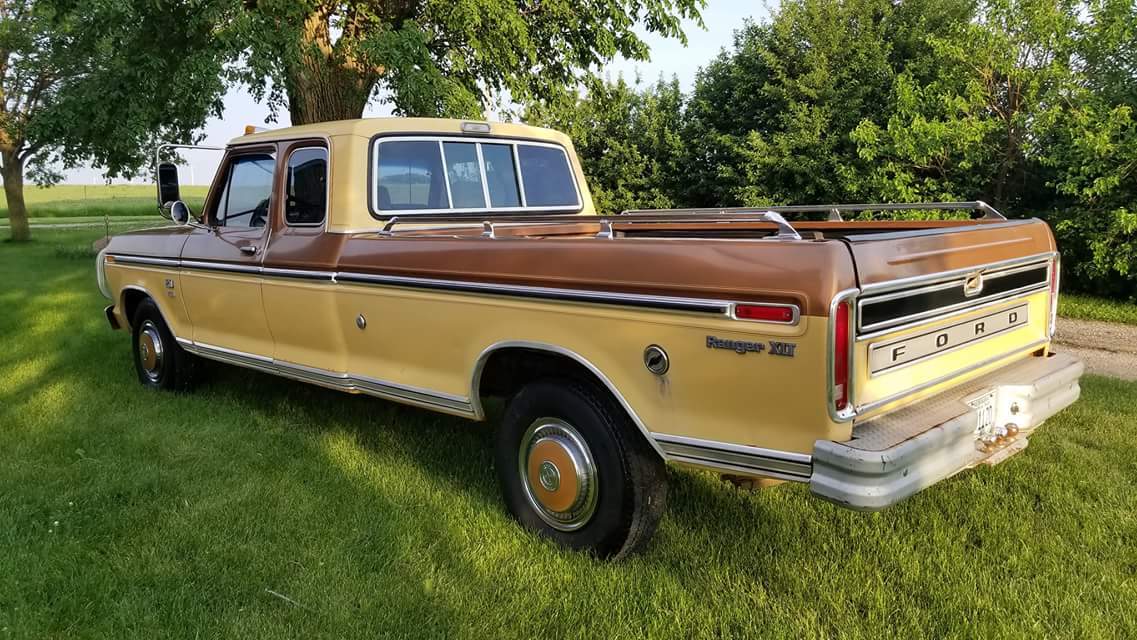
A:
495;379;667;558
131;298;195;391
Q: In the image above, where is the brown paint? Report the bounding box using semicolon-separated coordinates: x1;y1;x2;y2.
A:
847;219;1055;286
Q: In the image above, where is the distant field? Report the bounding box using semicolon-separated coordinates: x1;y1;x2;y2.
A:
1;184;208;219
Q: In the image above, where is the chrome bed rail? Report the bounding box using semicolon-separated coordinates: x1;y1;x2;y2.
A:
622;201;1006;222
376;201;1006;240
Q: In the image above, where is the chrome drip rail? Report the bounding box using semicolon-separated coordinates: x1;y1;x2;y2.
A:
376;201;1006;240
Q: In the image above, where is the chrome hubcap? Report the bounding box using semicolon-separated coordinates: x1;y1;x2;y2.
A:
518;417;598;531
138;320;164;382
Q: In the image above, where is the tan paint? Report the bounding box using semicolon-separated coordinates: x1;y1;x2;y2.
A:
335;281;838;454
106;263;192;337
853;291;1051;420
233;118;596;232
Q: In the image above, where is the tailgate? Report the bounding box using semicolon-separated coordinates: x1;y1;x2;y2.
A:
844;219;1058;419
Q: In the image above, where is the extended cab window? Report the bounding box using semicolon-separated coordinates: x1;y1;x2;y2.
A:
213;154;275;228
372;137;579;214
375;141;447;210
285;147;327;225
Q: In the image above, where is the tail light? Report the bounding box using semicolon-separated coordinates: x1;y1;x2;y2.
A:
733;303;798;324
1049;256;1061;338
833;299;852;412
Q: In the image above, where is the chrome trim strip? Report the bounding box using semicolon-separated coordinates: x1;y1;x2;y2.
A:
112;255;181;268
858;252;1057;296
179;339;476;417
180;259;262;275
854;338;1049;418
108;253;736;316
335;271;732;315
857;259;1052;333
654;434;812;482
260;267;335;281
858;282;1049;335
856;287;1047;342
860;260;1050;306
827;288;860;423
470;340;668;459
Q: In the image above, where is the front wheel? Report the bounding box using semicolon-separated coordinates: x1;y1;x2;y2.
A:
495;380;667;558
131;298;195;391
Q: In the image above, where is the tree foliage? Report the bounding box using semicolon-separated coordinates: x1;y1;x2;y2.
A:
526;76;686;214
235;0;704;124
535;0;1137;298
1;0;228;241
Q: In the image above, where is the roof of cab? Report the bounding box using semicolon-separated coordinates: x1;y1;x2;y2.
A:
229;117;573;147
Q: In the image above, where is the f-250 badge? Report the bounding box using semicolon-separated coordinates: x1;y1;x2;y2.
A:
706;336;796;357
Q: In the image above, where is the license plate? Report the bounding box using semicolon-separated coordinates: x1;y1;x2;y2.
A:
967;391;996;438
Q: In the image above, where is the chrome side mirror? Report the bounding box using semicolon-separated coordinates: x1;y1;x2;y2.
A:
166;200;191;226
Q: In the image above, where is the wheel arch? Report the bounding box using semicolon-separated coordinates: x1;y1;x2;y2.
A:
471;341;667;460
119;285;175;335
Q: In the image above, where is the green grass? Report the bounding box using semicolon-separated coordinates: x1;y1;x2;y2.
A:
2;227;1136;639
1;184;208;219
1059;293;1137;326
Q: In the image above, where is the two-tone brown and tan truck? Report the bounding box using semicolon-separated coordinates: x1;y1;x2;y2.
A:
96;117;1083;557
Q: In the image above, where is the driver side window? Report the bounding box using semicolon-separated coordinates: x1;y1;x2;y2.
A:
213;153;275;228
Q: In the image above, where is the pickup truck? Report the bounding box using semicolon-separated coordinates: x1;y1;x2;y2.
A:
96;117;1083;558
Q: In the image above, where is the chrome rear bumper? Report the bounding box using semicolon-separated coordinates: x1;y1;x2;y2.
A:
810;352;1083;511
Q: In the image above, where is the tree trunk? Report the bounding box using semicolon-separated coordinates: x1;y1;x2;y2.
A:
284;13;377;125
1;150;30;243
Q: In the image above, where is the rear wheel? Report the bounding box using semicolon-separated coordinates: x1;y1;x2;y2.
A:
495;379;667;558
131;298;195;391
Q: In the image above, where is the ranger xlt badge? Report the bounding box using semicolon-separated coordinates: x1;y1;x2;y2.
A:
706;336;796;356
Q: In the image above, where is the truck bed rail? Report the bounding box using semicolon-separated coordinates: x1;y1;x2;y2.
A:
377;201;1006;240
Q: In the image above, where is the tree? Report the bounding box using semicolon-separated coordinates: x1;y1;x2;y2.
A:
235;0;705;124
1;0;226;242
526;76;687;214
851;0;1082;210
684;0;973;207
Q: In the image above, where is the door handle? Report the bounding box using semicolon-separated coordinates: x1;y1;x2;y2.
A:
239;245;258;256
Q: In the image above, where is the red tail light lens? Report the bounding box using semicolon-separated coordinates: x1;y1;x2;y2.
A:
735;303;797;323
833;301;851;411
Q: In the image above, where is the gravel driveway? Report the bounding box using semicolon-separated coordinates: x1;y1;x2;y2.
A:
1055;318;1137;380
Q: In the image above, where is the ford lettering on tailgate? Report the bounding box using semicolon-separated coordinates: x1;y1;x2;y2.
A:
869;304;1029;375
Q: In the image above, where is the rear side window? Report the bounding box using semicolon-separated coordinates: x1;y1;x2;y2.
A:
442;142;485;208
372;137;579;214
213;154;275;228
517;145;577;207
482;143;521;208
375;141;448;210
285;147;327;225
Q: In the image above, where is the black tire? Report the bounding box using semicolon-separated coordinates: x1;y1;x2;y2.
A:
130;298;195;391
495;379;667;559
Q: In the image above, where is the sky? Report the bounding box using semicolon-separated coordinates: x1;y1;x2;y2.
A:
63;2;767;185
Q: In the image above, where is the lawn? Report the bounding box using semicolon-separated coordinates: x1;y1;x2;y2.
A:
1059;293;1137;326
0;184;208;219
1;226;1135;639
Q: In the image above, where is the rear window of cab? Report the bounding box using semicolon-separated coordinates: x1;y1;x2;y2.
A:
371;136;581;215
